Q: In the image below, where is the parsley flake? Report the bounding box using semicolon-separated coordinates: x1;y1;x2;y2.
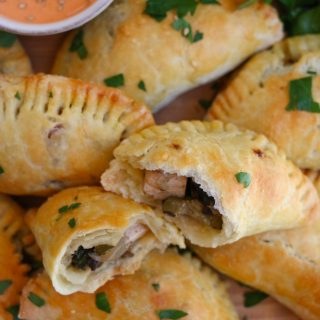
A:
235;172;251;188
138;80;147;91
238;0;271;9
6;304;20;320
58;202;81;214
68;217;76;228
0;31;16;48
171;17;203;43
28;292;45;307
103;74;125;88
244;290;268;307
200;0;219;3
69;29;88;60
0;279;12;294
0;166;4;175
96;292;111;314
152;283;160;291
14;91;21;100
157;309;188;319
286;76;320;113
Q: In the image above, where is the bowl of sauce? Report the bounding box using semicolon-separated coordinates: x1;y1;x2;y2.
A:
0;0;114;35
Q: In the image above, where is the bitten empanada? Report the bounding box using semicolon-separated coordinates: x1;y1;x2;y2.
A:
0;31;32;76
52;0;283;111
208;35;320;169
192;219;320;320
0;74;154;195
101;121;319;248
19;249;239;320
29;186;184;294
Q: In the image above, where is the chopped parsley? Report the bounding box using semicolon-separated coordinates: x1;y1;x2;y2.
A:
307;70;317;75
28;292;45;307
0;166;4;175
235;172;251;188
6;304;20;320
49;91;53;98
59;202;81;214
0;31;16;48
238;0;271;9
69;29;88;60
104;74;125;88
138;80;147;91
171;18;203;43
152;283;160;291
157;309;188;319
68;217;76;228
0;279;12;294
286;76;320;113
14;91;21;100
244;290;268;307
96;292;111;314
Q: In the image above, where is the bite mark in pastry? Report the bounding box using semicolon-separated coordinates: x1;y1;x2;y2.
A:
29;186;184;294
101;120;319;247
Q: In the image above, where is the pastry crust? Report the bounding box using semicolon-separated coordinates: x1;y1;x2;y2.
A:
0;74;154;195
0;232;29;311
0;35;32;76
19;249;239;320
29;186;184;294
208;35;320;169
52;0;283;111
192;219;320;320
101;120;319;247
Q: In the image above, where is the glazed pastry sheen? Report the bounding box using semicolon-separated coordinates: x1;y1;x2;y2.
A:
101;120;319;248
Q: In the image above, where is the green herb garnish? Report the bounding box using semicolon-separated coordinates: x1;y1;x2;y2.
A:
69;29;88;60
138;80;147;91
157;309;188;319
14;91;21;100
238;0;272;9
28;292;45;307
68;218;76;228
49;91;53;98
6;304;20;320
291;5;320;36
152;283;160;291
96;292;111;313
0;279;12;294
0;31;16;48
58;202;81;214
171;17;203;43
244;290;268;307
235;172;251;188
286;76;320;113
0;166;4;175
103;74;125;88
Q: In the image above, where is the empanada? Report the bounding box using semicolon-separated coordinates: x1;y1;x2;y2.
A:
19;249;239;320
29;186;184;294
52;0;283;111
208;35;320;169
0;31;32;76
192;219;320;320
0;74;154;195
101;121;319;248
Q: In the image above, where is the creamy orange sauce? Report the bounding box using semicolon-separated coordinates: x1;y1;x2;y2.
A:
0;0;96;24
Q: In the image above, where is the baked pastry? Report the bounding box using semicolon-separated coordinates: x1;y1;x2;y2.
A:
0;74;154;195
192;218;320;320
19;249;239;320
0;31;32;76
101;120;319;248
29;186;184;295
52;0;283;111
208;35;320;169
0;232;29;315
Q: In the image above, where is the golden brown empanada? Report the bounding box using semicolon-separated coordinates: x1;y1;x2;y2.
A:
0;74;154;195
0;32;32;76
0;232;29;313
101;120;319;248
19;249;239;320
29;186;184;295
208;35;320;169
192;219;320;320
52;0;283;111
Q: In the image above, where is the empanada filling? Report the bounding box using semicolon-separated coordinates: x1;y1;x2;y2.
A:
70;224;147;271
144;171;223;229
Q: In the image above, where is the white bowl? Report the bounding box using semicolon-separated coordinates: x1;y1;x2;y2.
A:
0;0;113;35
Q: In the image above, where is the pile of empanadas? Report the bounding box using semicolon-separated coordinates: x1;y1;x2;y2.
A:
1;1;320;319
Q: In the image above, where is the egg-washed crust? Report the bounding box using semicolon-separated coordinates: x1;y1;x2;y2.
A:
0;73;154;195
208;35;320;169
0;37;32;76
192;219;320;320
29;186;184;294
19;249;238;320
52;0;283;111
101;120;319;247
0;232;29;310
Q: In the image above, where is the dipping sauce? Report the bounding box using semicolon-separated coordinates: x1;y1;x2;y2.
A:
0;0;96;24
